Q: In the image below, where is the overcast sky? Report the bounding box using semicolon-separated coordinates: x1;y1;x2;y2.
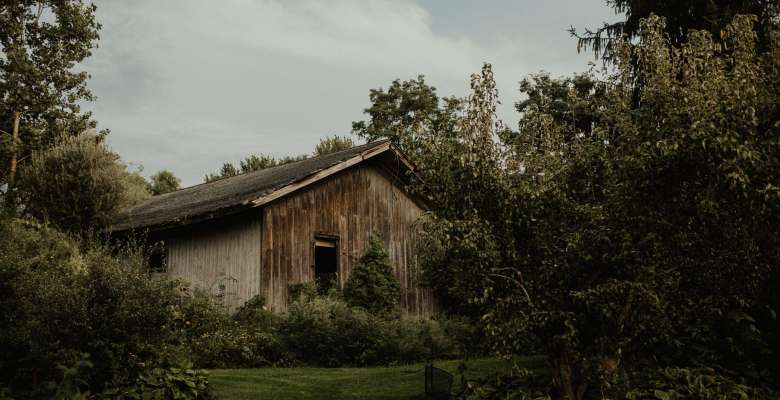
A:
84;0;616;185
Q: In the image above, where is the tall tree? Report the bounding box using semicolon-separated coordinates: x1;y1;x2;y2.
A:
147;170;181;195
425;16;780;399
0;1;101;202
571;0;780;57
351;76;462;162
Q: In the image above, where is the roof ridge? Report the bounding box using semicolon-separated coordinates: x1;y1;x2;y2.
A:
153;139;387;197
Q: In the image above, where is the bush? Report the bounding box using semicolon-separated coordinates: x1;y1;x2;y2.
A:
182;292;289;368
343;235;401;314
0;218;212;399
609;368;780;400
280;294;464;367
19;134;148;233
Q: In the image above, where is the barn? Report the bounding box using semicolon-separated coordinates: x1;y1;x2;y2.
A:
111;140;436;315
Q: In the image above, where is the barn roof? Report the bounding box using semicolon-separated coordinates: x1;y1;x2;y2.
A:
111;140;411;232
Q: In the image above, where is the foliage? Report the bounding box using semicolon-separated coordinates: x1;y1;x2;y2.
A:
609;368;779;400
351;75;462;163
460;368;551;400
18;134;148;233
314;135;355;156
0;1;101;196
0;218;212;399
204;153;308;182
280;295;397;367
419;15;780;399
343;235;401;314
288;281;318;302
203;132;361;183
181;291;289;368
280;295;462;367
571;0;780;57
147;170;181;195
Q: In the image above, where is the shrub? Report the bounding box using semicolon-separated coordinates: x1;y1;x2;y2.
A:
343;235;401;314
280;294;464;366
281;295;394;366
19;134;148;233
610;368;780;400
182;291;289;368
437;315;491;358
0;218;212;399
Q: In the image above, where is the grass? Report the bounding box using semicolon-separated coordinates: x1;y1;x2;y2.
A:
207;357;544;400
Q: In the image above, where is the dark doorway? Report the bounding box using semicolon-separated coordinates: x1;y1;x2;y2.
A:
314;236;338;294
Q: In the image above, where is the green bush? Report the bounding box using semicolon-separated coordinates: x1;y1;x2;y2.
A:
280;295;393;366
343;235;401;314
182;291;289;368
18;134;148;233
0;218;212;399
279;294;465;367
611;368;779;400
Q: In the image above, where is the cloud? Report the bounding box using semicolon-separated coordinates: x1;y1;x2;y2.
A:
84;0;609;185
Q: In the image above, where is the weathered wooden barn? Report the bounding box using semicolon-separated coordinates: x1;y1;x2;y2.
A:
111;140;435;315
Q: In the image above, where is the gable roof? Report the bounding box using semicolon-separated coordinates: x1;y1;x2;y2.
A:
111;140;414;232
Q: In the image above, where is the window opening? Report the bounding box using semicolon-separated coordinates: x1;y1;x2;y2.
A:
148;241;167;273
314;235;338;294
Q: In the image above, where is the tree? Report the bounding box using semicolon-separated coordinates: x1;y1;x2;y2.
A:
204;154;307;183
422;16;780;399
571;0;780;57
351;76;462;162
314;135;354;156
147;170;181;195
0;1;101;203
19;134;148;233
343;235;401;314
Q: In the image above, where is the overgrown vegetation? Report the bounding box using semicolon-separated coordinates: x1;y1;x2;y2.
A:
0;219;213;399
182;240;485;370
393;14;780;400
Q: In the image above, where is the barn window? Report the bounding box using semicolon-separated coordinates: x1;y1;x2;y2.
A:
148;242;167;273
314;235;338;294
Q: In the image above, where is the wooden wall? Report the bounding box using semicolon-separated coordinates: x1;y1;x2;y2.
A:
155;160;435;315
161;212;262;311
260;161;436;315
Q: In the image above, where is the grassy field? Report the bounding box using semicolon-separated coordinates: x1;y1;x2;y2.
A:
207;357;541;400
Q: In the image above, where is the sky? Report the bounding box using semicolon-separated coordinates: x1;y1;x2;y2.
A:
83;0;616;186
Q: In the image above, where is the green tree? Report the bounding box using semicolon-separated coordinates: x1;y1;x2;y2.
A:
422;16;780;399
19;134;148;233
314;135;354;156
0;1;101;201
147;170;181;195
343;235;401;314
572;0;780;57
204;154;307;183
351;76;462;162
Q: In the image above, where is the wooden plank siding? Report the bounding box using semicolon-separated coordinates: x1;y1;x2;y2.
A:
260;161;435;315
161;212;263;311
155;160;435;315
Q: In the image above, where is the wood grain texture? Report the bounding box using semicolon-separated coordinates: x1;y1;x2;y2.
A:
162;212;263;311
154;159;434;316
260;161;436;315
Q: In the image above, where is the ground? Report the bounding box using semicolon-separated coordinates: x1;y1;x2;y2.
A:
207;357;540;400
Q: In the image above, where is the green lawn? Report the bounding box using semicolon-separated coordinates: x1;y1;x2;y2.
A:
207;357;540;400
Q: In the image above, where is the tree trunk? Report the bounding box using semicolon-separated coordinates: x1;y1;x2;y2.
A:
9;111;21;187
553;350;587;400
5;111;21;210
